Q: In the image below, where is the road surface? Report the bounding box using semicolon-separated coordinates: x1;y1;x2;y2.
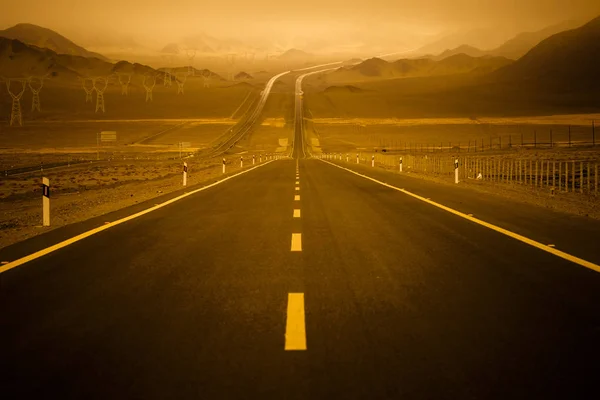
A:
1;157;600;399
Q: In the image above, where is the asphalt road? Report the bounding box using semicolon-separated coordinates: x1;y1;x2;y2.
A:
1;158;599;399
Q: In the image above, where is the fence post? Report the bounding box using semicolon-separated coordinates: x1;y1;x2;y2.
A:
572;161;575;192
587;162;590;194
594;164;598;195
580;161;583;193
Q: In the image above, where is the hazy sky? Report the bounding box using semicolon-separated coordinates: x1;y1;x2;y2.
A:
1;0;599;50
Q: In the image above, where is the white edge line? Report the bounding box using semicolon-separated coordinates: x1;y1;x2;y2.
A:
317;159;600;274
0;161;276;274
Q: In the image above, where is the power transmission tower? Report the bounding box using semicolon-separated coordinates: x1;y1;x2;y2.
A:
6;79;26;126
93;76;109;113
28;75;47;112
226;53;237;80
162;55;173;87
202;70;211;88
82;77;94;102
143;75;156;102
175;72;187;94
118;73;131;95
186;49;196;76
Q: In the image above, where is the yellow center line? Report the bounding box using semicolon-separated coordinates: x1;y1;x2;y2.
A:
291;233;302;251
285;293;307;350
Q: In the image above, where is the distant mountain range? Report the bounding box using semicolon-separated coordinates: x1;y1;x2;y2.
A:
0;37;203;80
419;19;584;61
330;54;512;81
0;23;109;61
492;15;600;88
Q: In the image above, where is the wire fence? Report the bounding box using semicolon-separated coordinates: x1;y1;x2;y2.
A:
365;122;599;154
320;152;600;196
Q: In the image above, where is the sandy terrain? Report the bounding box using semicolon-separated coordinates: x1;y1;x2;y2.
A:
0;155;265;250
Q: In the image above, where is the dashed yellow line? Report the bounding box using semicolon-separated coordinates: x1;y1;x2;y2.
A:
285;293;307;350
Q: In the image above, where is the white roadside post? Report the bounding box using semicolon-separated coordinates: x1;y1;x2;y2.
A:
222;158;226;174
371;155;375;167
356;153;359;164
346;154;349;162
183;162;188;186
42;177;50;226
240;156;243;168
260;154;262;163
253;155;255;165
454;158;459;184
399;157;403;172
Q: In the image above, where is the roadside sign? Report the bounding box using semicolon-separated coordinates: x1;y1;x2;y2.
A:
100;131;117;142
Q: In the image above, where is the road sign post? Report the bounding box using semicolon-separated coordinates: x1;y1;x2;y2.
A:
42;177;50;226
455;158;459;184
97;131;117;161
183;162;188;186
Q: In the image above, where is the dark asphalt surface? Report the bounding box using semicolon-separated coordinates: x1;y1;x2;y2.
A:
1;158;600;399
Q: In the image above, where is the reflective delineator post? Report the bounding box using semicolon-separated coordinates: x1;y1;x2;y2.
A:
240;156;243;168
42;177;50;226
183;162;188;186
260;154;262;163
372;155;375;167
399;157;403;172
346;154;349;162
356;153;359;164
222;158;226;174
253;155;255;165
454;158;459;184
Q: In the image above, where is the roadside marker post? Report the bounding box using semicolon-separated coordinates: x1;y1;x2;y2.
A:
223;158;226;174
240;156;243;168
357;153;359;164
372;155;375;167
399;157;403;172
253;155;255;165
183;162;188;186
455;158;459;184
346;154;349;162
42;177;50;226
260;155;262;163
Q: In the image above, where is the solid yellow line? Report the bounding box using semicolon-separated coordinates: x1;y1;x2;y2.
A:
0;161;276;274
318;159;600;274
293;209;301;218
291;233;302;251
285;293;307;350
